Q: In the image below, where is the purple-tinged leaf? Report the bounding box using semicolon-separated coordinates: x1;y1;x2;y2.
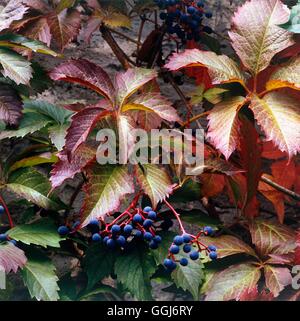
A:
50;144;96;189
0;243;27;273
80;164;134;227
49;59;115;102
0;84;23;125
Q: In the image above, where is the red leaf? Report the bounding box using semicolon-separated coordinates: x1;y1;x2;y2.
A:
49;59;115;102
239;287;274;301
185;40;212;89
50;144;96;189
238;116;262;218
247;65;278;93
47;8;81;51
200;174;225;198
261;140;287;160
259;160;296;223
0;243;27;273
63;108;111;157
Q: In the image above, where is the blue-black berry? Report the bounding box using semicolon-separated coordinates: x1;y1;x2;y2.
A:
117;235;126;247
58;226;69;236
133;214;143;224
170;244;180;254
180;258;189;266
134;230;143;239
107;238;116;249
103;236;109;244
204;226;214;235
143;219;153;228
209;251;218;260
153;235;162;243
144;232;153;241
89;219;99;226
183;244;192;253
187;6;196;14
190;251;199;260
111;224;121;234
173;235;184;245
0;205;4;214
182;234;192;243
208;244;217;251
148;211;157;220
92;233;101;242
123;224;133;235
143;206;152;213
0;233;7;241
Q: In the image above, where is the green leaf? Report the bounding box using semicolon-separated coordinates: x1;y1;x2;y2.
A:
151;231;176;266
79;284;121;301
0;112;51;140
179;210;221;228
189;85;205;105
169;179;201;203
48;124;69;151
21;249;60;301
23;99;72;124
172;246;205;300
9;153;58;173
7;219;63;248
203;88;228;104
6;168;60;210
58;273;78;301
0;34;59;57
114;244;157;300
0;48;32;85
83;244;116;290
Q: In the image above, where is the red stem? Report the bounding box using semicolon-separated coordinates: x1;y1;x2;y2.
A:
0;195;14;228
163;199;186;234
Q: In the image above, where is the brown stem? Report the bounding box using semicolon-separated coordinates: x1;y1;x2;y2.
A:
261;175;300;201
100;25;134;70
107;27;141;46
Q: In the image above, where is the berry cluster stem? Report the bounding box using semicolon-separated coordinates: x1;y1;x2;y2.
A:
164;199;186;233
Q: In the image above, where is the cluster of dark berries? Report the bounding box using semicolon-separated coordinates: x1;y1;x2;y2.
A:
57;206;172;250
154;0;213;42
164;227;217;271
